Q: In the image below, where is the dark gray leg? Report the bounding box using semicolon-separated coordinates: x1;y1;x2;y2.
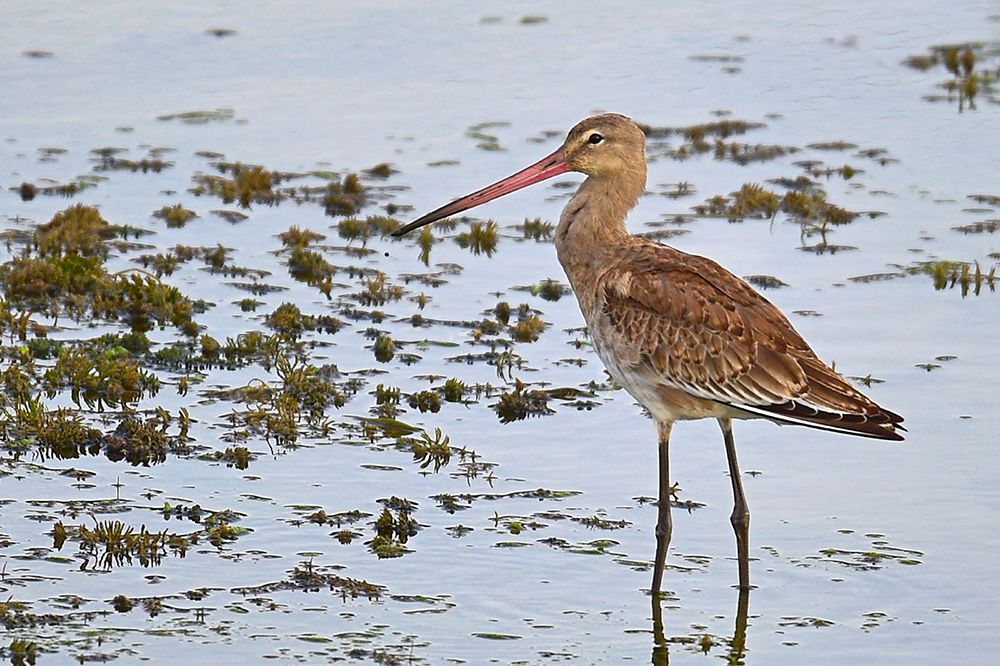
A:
719;417;750;590
651;420;673;598
651;420;672;645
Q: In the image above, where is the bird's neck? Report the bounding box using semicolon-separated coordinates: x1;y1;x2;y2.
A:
555;169;645;286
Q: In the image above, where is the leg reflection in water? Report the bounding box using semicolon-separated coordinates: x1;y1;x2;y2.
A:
652;586;750;665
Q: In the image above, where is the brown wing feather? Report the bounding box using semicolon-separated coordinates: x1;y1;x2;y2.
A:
598;241;903;439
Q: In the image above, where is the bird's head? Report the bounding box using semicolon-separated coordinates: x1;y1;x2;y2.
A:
392;113;647;237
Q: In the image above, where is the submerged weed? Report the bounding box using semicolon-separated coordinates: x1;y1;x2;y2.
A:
233;560;382;600
279;225;326;248
158;108;235;123
492;379;555;423
0;205;199;332
442;378;467;402
338;215;400;243
287;247;337;296
369;504;419;558
356;272;404;307
904;43;999;111
455;220;499;256
409;428;451;472
323;173;367;217
70;519;184;570
518;217;553;241
373;334;396;363
42;346;161;411
928;260;997;296
264;302;343;338
152;204;198;228
694;183;860;238
191;163;282;208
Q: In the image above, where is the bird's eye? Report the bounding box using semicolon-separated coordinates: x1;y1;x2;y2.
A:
588;132;604;145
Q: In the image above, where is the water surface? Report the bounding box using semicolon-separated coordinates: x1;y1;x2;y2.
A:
1;1;998;664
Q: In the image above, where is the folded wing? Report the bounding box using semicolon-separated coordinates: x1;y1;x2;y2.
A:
599;242;904;440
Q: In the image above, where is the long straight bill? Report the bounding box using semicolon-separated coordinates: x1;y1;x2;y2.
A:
392;147;569;236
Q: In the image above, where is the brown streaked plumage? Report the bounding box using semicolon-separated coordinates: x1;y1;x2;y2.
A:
393;113;903;602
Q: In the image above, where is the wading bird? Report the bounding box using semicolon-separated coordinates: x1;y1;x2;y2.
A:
392;113;903;598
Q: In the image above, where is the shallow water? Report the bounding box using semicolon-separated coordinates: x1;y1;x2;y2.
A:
1;1;999;664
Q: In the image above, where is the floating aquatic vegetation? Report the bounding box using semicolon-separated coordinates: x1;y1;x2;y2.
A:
201;445;252;469
511;311;545;342
695;183;866;244
466;121;509;151
431;488;582;515
743;274;789;290
572;514;630;530
802;163;862;180
660;181;696;199
152;204;198;228
362;163;397;179
135;242;260;280
903;42;1000;111
516;217;553;241
407;428;450;471
34;203;118;258
17;408;101;460
2;399;183;465
726;183;779;219
813;539;923;570
157;108;235;123
232;560;383;600
767;175;817;191
455;220;499;256
355;272;404;307
370;333;395;363
92;148;174;173
715;140;797;165
368;502;419;558
11;175;103;200
338;215;400;243
952;220;1000;234
286;247;337;296
968;193;1000;207
211;209;248;223
205;335;349;448
264;302;343;338
928;260;997;296
848;255;1000;298
279;225;325;248
0;205;200;332
104;415;169;465
849;258;998;296
55;518;188;571
323;173;367;216
442;377;467;402
510;278;570;301
191;163;283;207
807;141;859;151
689;54;745;63
407;389;442;414
15;182;37;201
491;379;555;423
643;119;766;141
854;147;899;166
42;346;161;411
